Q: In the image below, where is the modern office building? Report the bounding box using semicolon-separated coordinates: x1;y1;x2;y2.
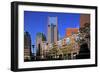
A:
36;33;46;59
24;32;32;61
47;17;58;44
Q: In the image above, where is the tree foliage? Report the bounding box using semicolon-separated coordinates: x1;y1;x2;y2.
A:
79;23;90;45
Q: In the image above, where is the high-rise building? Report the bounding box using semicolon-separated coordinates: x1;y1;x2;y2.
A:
24;32;32;61
36;33;46;59
47;17;58;44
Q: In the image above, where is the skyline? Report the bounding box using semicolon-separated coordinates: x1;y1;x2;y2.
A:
24;11;80;53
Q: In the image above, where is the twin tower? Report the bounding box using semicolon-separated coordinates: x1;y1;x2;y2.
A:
47;17;58;44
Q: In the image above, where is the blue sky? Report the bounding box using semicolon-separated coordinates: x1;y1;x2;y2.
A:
24;11;80;53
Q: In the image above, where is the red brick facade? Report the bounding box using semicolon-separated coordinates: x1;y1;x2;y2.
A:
66;28;79;37
80;14;90;27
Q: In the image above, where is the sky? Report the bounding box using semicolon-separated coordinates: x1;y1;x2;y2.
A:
24;11;80;53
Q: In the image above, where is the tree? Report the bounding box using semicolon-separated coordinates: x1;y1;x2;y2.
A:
79;23;90;46
48;43;62;59
76;23;90;59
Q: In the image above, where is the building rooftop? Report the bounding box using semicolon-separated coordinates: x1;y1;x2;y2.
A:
66;28;79;37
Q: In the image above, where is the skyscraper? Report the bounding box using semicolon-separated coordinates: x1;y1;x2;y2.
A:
36;33;46;59
47;17;58;44
24;32;32;61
